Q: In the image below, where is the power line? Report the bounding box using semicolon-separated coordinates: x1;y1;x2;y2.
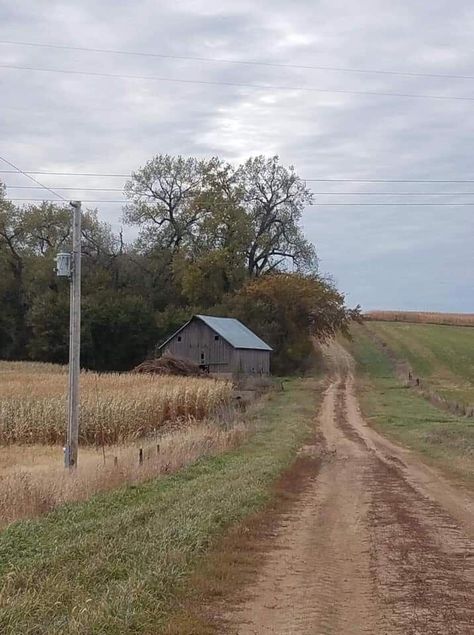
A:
2;63;474;103
2;169;474;183
306;178;474;183
7;186;474;196
0;156;66;201
0;169;129;177
9;198;124;203
7;185;124;192
9;197;474;206
311;203;474;206
315;191;474;195
2;39;474;82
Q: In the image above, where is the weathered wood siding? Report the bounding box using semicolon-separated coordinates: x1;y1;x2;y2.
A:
162;317;271;374
162;319;234;373
231;348;270;375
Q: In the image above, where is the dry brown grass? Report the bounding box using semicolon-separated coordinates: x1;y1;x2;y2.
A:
0;361;232;444
364;310;474;327
0;422;245;528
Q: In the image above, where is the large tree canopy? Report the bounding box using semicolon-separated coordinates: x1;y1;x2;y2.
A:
0;155;359;373
229;272;361;373
124;154;316;277
237;156;316;275
123;155;215;251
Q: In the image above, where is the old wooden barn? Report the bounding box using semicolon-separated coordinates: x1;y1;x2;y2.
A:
159;315;272;375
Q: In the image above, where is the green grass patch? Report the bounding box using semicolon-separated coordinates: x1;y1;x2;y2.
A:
367;321;474;406
349;326;474;485
0;377;322;634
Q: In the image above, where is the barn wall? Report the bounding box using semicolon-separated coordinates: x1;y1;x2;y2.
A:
231;349;270;375
162;319;234;373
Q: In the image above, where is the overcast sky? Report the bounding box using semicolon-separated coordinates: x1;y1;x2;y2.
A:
1;0;473;311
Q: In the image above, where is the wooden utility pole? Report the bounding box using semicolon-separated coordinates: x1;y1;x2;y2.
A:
65;201;81;468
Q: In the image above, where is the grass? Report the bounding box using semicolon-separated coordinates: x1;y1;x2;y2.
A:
349;325;474;485
365;310;474;326
0;423;245;528
0;361;232;444
364;320;474;406
0;375;323;634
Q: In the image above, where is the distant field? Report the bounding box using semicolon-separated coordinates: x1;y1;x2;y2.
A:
365;310;474;326
362;321;474;408
0;361;232;445
348;325;474;485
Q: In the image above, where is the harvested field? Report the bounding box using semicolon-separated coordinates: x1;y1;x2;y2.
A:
365;310;474;326
0;361;232;445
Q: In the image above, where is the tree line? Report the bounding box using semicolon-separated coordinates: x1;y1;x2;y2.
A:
0;155;359;373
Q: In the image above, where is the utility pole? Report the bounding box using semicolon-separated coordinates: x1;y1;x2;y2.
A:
65;200;82;468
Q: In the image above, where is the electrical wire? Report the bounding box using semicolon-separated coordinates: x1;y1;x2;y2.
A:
2;63;474;102
2;170;474;183
8;185;124;192
0;156;66;201
9;198;125;203
305;178;474;183
7;186;474;195
0;170;129;177
8;198;474;206
2;39;474;82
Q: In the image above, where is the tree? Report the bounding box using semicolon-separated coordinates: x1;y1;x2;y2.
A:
81;293;157;371
124;155;217;251
237;156;317;276
124;154;318;278
0;188;29;356
229;273;360;373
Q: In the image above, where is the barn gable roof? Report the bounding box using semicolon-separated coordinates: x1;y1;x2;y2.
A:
159;315;273;351
196;315;272;351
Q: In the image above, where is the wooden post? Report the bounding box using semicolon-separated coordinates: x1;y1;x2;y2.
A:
65;201;81;469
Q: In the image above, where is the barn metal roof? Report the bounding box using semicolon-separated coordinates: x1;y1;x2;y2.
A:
159;315;272;351
196;315;273;351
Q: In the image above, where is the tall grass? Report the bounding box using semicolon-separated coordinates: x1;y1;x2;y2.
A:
0;362;233;444
364;310;474;326
0;423;246;528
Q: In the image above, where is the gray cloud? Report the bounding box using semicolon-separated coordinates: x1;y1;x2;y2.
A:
1;0;473;310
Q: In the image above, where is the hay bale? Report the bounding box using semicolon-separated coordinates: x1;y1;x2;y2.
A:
132;356;207;377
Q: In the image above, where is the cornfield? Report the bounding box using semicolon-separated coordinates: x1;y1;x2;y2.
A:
364;311;474;327
0;361;233;445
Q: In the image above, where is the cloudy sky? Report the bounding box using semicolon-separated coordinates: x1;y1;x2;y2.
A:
1;0;473;311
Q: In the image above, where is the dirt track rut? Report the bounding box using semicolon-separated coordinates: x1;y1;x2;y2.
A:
225;342;474;634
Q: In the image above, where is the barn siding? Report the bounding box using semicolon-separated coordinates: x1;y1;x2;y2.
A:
232;349;270;375
162;317;271;375
162;319;234;373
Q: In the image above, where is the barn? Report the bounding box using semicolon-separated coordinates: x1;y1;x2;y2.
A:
159;315;272;375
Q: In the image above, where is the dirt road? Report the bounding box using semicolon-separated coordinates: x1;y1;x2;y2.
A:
224;342;474;634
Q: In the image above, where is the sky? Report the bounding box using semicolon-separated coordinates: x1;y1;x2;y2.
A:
1;0;473;312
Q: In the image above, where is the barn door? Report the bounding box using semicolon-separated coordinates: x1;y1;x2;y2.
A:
200;350;210;373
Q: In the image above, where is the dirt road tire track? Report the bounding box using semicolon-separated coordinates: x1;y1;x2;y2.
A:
223;342;474;635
